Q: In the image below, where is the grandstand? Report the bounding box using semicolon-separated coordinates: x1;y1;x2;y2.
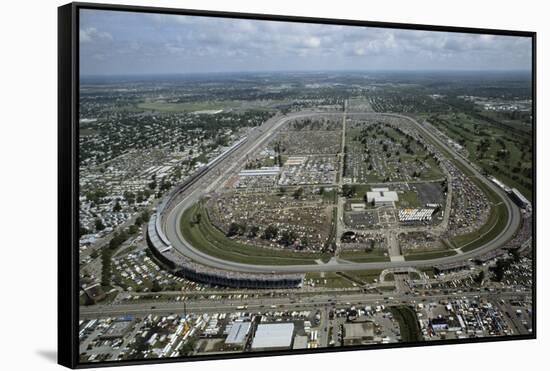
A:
145;137;305;289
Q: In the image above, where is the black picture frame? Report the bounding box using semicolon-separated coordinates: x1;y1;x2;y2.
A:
58;2;537;368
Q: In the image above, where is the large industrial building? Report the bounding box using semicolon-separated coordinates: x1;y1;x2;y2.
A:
251;323;295;350
366;188;399;207
225;322;251;346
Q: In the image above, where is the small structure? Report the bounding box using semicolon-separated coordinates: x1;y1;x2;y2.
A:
99;318;134;339
82;282;106;303
434;262;470;275
285;156;307;166
292;335;308;350
350;203;366;211
510;188;530;209
238;167;280;177
343;322;375;345
430;316;462;332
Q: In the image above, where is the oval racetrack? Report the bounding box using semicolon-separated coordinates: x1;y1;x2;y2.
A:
162;111;521;274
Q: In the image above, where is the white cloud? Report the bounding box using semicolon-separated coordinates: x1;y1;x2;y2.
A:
303;37;321;48
80;27;112;43
79;9;532;74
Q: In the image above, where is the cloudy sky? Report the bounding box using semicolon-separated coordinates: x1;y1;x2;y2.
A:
80;9;532;76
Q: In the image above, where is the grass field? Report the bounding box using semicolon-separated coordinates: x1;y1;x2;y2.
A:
304;272;356;288
345;125;444;183
305;269;383;288
324;207;338;250
419;267;435;278
339;249;390;263
396;190;422;208
404;250;457;261
429;112;532;200
180;203;331;265
452;203;508;252
135;100;276;113
137;101;230;113
347;269;384;283
390;306;422;342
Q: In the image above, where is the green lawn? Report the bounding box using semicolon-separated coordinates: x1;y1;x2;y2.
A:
304;272;356;288
452;203;508;252
324;207;338;250
396;190;421;208
429;112;532;200
390;306;422;342
321;189;337;203
180;203;330;265
137;101;233;113
344;125;444;183
134;100;277;113
305;269;383;288
404;250;457;261
339;249;390;263
419;267;435;278
348;269;384;283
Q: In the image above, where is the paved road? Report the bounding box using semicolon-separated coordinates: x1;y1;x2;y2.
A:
162;111;521;274
80;290;528;318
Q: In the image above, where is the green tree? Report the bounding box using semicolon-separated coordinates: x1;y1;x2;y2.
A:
262;225;279;240
473;270;485;284
227;222;240;237
279;230;297;246
128;225;139;235
342;184;357;198
151;280;162;292
95;219;105;232
248;226;260;238
510;249;521;262
79;223;89;237
100;248;112;287
113;201;122;212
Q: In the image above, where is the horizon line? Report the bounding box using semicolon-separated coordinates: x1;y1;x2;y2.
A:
80;68;532;78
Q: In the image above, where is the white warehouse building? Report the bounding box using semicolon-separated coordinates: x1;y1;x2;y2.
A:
366;188;399;207
251;323;295;350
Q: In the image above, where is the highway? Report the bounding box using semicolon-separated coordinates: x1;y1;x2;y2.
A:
80;289;529;318
161;111;522;274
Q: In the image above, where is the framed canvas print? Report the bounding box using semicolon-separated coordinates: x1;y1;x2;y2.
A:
58;2;536;368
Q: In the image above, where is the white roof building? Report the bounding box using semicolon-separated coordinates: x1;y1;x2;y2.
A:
366;189;399;206
510;188;530;209
251;323;294;349
225;322;251;345
350;203;366;211
286;156;307;166
238;167;280;177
